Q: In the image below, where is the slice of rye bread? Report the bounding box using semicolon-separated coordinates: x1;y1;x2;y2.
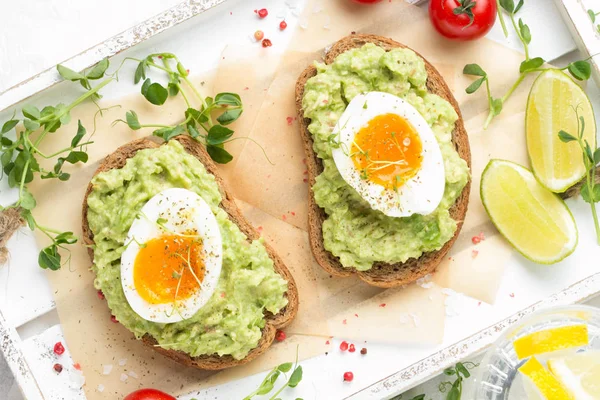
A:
81;135;299;370
295;34;472;288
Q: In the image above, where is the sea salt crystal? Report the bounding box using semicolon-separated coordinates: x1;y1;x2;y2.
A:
120;373;128;382
97;384;105;393
442;288;461;317
102;364;113;375
128;370;139;379
313;4;323;13
299;17;308;29
323;15;331;30
118;358;127;367
399;313;410;324
416;274;433;289
409;313;420;327
69;369;86;390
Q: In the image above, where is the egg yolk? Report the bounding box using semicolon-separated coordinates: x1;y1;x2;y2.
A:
133;234;205;305
350;113;423;190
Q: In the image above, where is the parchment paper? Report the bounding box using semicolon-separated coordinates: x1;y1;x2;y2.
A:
26;0;539;397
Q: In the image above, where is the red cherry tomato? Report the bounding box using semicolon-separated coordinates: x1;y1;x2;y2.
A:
352;0;383;4
429;0;496;40
123;389;175;400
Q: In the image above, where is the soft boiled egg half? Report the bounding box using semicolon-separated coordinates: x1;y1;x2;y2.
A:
121;188;223;323
332;92;445;217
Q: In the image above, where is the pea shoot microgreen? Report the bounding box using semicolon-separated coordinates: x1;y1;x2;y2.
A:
243;346;304;400
466;0;595;129
391;362;478;400
438;362;478;400
0;59;114;271
558;110;600;244
114;53;244;164
588;9;600;33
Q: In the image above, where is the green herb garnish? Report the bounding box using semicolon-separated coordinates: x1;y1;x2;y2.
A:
558;111;600;243
392;362;478;400
1;59;113;271
114;53;244;164
588;9;600;33
466;1;594;129
243;347;304;400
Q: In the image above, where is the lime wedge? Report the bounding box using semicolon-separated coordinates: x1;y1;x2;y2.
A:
481;160;578;264
526;69;596;193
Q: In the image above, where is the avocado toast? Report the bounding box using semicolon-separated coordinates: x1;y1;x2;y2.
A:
82;135;298;370
295;34;472;288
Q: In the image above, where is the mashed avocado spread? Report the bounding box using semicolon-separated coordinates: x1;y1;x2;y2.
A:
302;43;469;271
87;140;288;359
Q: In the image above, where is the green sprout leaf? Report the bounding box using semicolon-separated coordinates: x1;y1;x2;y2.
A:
463;63;487;77
585;140;594;163
456;362;471;378
499;0;515;14
71;121;87;147
519;57;544;73
518;19;531;45
22;105;41;120
465;77;486;94
86;58;109;80
141;78;152;96
594;147;600;164
277;362;293;373
558;130;577;143
54;232;77;245
568;60;592;81
1;119;19;134
56;64;85;81
143;82;169;105
39;245;62;271
153;125;185;141
589;9;597;23
134;61;147;84
514;0;524;13
214;92;242;106
187;123;200;139
23;119;40;132
125;110;142;130
207;145;233;164
288;366;303;388
491;98;503;116
64;151;88;164
217;108;243;125
20;189;37;210
207;125;234;145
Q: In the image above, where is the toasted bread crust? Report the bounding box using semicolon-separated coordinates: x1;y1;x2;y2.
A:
81;135;298;370
295;34;472;288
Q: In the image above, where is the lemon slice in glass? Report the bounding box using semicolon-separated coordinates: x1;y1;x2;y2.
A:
519;357;574;400
548;351;600;399
526;69;596;192
481;159;578;264
513;325;589;359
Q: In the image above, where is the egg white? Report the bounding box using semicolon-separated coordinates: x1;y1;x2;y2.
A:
331;92;445;217
120;188;223;324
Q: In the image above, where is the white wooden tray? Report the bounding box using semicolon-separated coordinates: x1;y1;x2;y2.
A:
0;0;597;399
